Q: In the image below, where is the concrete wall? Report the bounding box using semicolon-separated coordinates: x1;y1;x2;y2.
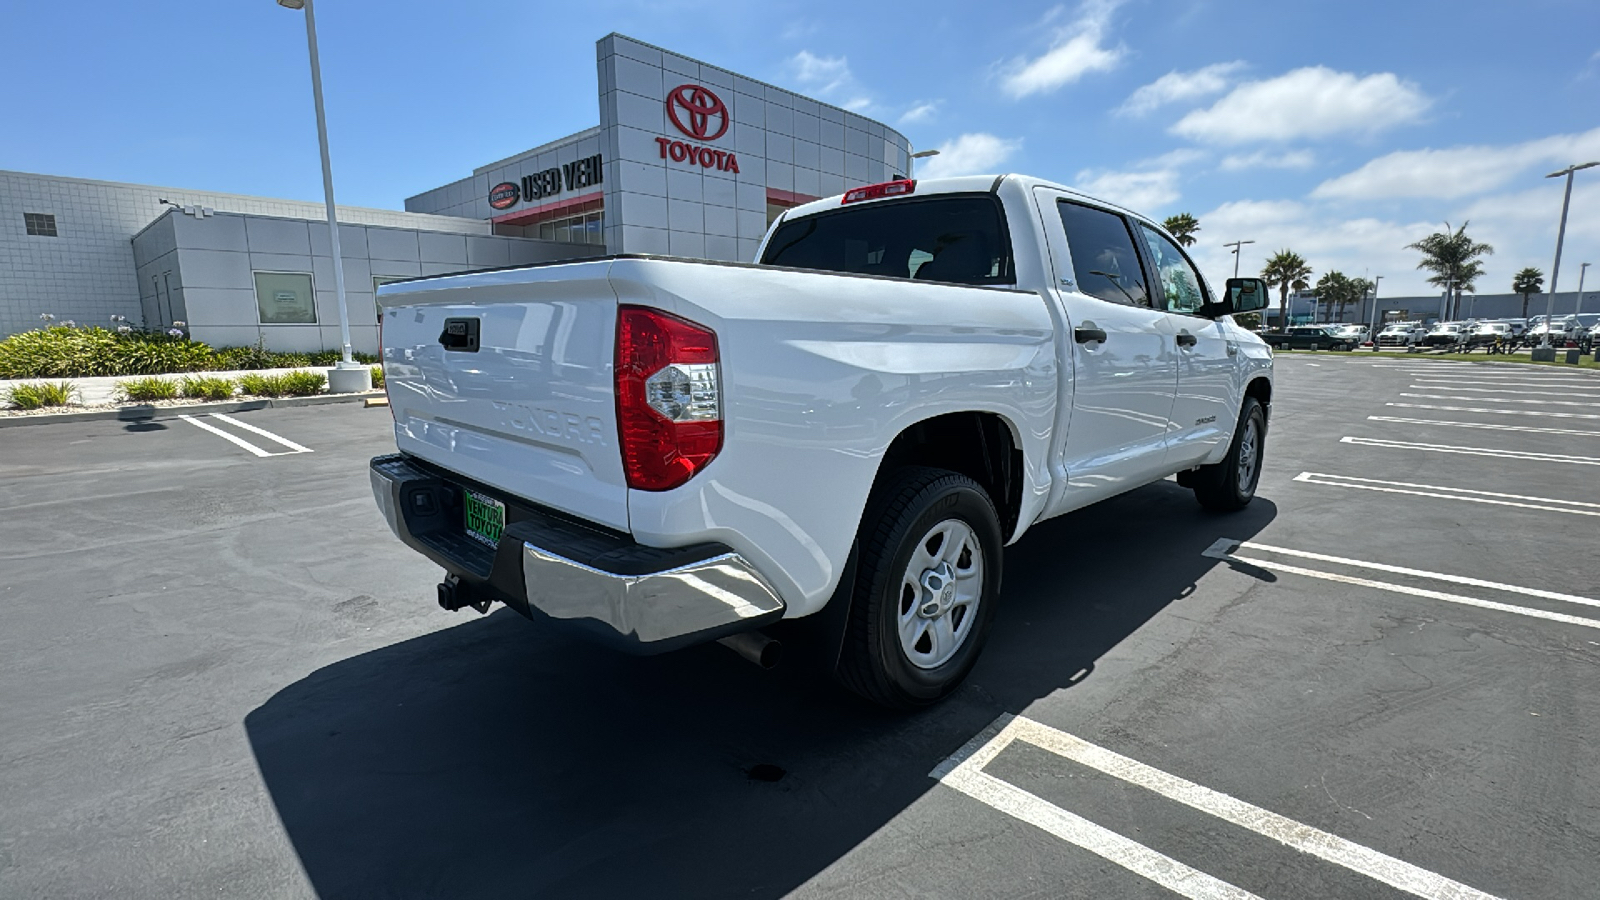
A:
405;129;603;223
597;33;911;262
0;169;493;339
133;209;599;355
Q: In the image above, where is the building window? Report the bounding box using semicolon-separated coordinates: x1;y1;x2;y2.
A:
373;275;409;313
537;212;605;245
24;213;57;237
253;271;317;324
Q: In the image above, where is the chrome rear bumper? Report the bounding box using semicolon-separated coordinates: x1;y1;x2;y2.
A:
369;454;785;653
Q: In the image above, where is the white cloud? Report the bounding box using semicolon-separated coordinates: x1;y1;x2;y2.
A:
1172;67;1430;145
1218;149;1316;172
788;51;855;96
1185;198;1434;293
1072;168;1181;212
1311;127;1600;200
915;133;1022;179
898;101;941;125
1000;0;1125;99
1117;62;1245;116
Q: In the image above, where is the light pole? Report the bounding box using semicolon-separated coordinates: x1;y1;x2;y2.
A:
908;148;939;178
1223;239;1256;278
1576;262;1590;315
1537;161;1599;358
1367;275;1383;341
277;0;364;389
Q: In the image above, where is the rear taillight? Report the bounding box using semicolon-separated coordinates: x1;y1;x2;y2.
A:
842;179;916;204
615;306;722;491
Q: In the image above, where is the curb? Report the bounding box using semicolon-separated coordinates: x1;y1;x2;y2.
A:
0;391;386;429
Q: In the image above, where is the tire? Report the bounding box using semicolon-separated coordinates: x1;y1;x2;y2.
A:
1191;397;1267;512
836;466;1003;709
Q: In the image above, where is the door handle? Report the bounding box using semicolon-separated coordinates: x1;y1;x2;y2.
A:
1073;325;1108;344
1176;331;1198;348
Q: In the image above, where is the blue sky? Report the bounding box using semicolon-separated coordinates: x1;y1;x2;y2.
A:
5;0;1598;297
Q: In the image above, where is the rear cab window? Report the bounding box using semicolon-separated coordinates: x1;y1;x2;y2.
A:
760;194;1015;286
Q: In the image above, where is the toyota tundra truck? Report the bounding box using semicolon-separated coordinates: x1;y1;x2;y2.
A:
370;174;1274;708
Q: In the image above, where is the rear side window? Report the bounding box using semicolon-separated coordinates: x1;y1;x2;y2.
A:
760;195;1014;286
1056;201;1151;308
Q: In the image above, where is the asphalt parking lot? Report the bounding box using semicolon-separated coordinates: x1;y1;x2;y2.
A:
2;355;1598;899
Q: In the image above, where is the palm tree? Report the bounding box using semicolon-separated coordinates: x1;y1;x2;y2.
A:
1162;213;1200;247
1350;277;1375;324
1512;267;1544;319
1261;250;1312;331
1315;271;1359;322
1406;222;1493;319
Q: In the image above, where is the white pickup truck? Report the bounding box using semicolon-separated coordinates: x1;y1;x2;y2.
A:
370;174;1274;707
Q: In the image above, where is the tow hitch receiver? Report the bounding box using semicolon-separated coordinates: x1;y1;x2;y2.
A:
437;574;492;614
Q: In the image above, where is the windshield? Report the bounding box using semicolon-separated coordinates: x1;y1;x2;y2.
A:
761;194;1015;286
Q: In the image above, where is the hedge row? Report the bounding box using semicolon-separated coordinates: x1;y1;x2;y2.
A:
0;326;378;379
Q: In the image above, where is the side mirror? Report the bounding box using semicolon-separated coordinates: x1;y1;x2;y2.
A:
1224;277;1270;314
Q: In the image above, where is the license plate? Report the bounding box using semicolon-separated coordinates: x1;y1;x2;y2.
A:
463;490;505;549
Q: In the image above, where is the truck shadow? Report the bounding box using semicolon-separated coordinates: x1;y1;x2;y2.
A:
244;482;1275;899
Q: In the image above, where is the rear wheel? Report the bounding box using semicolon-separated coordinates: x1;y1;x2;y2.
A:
1191;397;1266;512
836;467;1003;709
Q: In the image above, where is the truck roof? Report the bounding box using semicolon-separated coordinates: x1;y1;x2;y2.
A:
779;174;1157;230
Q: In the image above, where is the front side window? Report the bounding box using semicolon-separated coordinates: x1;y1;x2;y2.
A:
761;195;1014;285
1138;223;1207;314
254;271;317;324
1056;200;1150;307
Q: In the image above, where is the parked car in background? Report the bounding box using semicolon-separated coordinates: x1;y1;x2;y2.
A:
1528;316;1581;345
1330;324;1369;343
1467;322;1513;349
1377;322;1428;347
1424;323;1467;348
1264;326;1361;351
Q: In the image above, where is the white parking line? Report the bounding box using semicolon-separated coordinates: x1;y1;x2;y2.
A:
178;413;312;458
1341;435;1600;465
934;714;1503;900
1368;415;1600;438
1399;392;1600;407
1412;379;1600;389
1387;402;1600;420
1295;471;1600;518
209;412;313;453
1205;539;1600;630
1410;385;1600;398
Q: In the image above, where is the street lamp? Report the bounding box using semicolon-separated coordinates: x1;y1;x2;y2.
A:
1223;239;1256;278
1366;275;1383;341
1577;262;1591;316
1537;161;1600;357
907;148;939;178
277;0;365;390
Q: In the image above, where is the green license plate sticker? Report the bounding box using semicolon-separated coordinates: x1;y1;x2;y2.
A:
463;490;505;549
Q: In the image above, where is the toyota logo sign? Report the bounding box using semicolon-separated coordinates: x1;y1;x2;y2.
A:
487;181;521;210
666;84;729;142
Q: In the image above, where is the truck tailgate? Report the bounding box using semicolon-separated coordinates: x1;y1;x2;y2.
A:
378;261;628;532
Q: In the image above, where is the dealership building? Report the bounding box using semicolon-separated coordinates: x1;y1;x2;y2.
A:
0;33;914;353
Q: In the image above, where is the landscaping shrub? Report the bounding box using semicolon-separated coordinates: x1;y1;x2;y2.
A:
118;377;179;402
180;375;236;401
4;381;77;410
371;365;384;389
0;323;383;379
279;371;328;396
238;373;285;397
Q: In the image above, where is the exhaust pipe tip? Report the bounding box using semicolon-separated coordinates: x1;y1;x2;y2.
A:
718;631;783;669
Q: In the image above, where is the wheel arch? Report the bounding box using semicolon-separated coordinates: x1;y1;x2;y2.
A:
873;410;1025;543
